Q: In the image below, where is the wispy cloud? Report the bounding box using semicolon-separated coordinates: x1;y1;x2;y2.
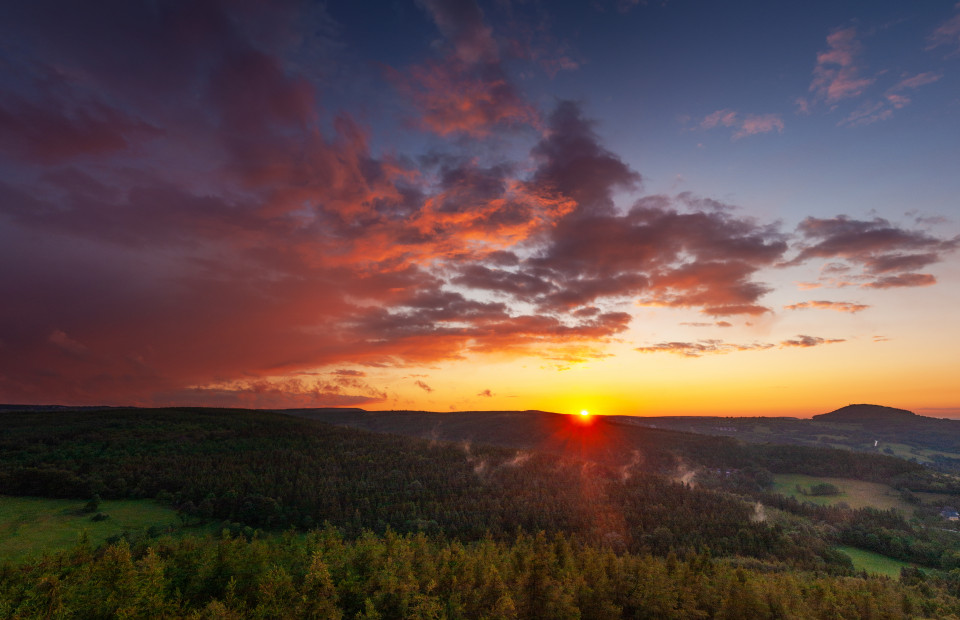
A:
784;300;869;313
636;340;774;357
699;109;784;140
780;335;845;348
927;3;960;54
839;71;942;126
733;114;784;140
810;27;874;103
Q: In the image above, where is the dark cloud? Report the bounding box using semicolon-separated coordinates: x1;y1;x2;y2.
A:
0;94;157;164
787;215;958;290
780;335;845;348
636;340;774;357
332;369;366;377
638;333;847;356
863;273;937;289
529;101;640;218
414;380;434;393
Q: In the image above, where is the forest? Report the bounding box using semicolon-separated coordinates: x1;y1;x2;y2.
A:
2;407;960;618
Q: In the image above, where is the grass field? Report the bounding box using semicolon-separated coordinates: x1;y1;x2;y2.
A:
835;545;913;578
772;474;915;513
0;496;180;563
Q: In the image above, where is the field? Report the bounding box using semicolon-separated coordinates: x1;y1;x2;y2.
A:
772;474;915;513
0;495;180;563
835;545;914;578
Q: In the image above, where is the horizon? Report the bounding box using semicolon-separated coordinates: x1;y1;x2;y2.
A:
4;401;960;421
2;1;959;417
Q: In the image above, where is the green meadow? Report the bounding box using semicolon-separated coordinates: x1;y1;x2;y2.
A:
772;474;915;513
0;495;179;563
835;545;914;578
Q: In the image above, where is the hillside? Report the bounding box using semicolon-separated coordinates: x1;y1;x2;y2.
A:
289;408;926;484
813;403;919;423
3;406;960;617
626;405;960;474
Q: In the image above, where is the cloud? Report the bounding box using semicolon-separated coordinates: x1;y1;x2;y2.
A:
699;110;784;140
780;335;845;348
414;380;434;393
928;4;960;53
161;376;388;410
839;72;942;126
0;94;157;164
732;114;784;140
332;369;366;377
892;72;942;91
810;27;874;103
636;340;774;357
784;300;870;313
478;389;493;397
529;101;641;217
786;215;958;289
0;3;950;408
838;101;892;127
700;109;738;129
862;273;937;289
396;0;537;137
48;329;89;357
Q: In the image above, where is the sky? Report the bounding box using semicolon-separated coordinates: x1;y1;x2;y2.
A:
1;0;959;418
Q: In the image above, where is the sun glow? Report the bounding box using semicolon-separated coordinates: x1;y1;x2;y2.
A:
580;409;590;416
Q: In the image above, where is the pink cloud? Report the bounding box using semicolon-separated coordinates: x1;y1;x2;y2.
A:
892;72;942;91
700;109;738;129
927;4;960;53
810;27;874;103
732;114;784;140
699;110;783;140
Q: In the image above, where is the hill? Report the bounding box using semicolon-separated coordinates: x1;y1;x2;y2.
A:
813;403;918;423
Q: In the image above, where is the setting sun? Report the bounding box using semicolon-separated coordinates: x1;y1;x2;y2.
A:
580;409;590;416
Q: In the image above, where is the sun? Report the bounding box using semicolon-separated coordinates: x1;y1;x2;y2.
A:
579;409;590;417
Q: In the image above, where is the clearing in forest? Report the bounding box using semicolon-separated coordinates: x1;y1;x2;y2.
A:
0;496;180;563
772;474;915;513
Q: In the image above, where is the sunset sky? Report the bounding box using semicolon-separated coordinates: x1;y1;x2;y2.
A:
1;0;959;417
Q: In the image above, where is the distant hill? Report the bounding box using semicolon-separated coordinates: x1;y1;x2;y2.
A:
813;404;918;423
